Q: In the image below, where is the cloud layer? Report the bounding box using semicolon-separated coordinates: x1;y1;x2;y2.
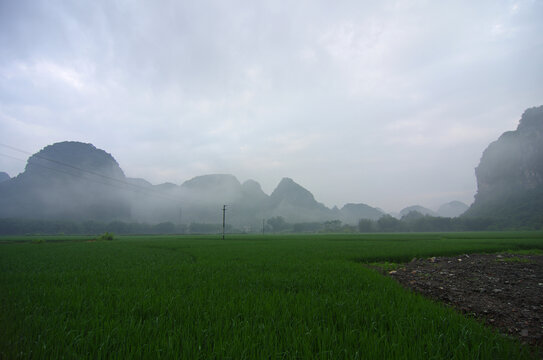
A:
1;0;542;211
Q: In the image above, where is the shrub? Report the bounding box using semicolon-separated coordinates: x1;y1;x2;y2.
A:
98;232;114;241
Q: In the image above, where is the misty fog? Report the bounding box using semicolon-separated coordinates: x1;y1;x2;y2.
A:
1;1;542;214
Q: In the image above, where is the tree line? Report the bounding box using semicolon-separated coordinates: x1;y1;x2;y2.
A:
0;211;540;236
0;218;233;236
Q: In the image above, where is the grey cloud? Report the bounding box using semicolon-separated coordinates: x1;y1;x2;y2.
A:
1;0;542;212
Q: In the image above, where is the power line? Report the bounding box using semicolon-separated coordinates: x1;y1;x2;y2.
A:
0;152;27;164
0;152;154;195
1;143;148;191
0;144;179;203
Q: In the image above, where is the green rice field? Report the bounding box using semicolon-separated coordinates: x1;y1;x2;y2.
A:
1;232;543;359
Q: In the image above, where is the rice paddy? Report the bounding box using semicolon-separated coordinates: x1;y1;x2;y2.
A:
1;232;542;358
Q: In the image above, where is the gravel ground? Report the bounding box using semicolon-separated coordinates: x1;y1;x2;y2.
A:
374;253;543;350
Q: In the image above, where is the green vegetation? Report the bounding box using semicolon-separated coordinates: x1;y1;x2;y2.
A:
506;248;543;255
496;256;534;263
366;261;402;272
1;232;542;358
97;232;115;241
4;213;541;237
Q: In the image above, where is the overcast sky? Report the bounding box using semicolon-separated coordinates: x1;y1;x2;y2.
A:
1;0;542;212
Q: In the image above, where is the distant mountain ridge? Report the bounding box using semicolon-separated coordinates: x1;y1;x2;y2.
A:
0;142;130;221
463;105;543;226
398;202;469;219
340;203;384;223
400;205;437;218
437;201;469;218
3;107;541;229
0;141;393;227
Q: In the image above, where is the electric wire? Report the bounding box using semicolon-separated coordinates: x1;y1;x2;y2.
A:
0;152;147;193
1;143;155;190
0;145;179;203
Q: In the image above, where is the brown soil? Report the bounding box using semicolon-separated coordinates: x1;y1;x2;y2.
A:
375;253;543;350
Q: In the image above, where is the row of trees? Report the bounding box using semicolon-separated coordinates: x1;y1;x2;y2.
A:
268;212;543;233
0;218;234;236
358;214;493;232
1;211;541;235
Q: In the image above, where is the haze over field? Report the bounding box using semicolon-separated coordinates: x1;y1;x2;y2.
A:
1;1;542;212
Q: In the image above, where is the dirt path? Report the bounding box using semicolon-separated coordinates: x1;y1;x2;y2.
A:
374;253;543;350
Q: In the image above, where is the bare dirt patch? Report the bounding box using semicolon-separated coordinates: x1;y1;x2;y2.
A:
375;253;543;349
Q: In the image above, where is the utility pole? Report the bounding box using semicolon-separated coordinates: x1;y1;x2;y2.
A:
262;219;265;234
178;207;184;234
222;205;227;240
